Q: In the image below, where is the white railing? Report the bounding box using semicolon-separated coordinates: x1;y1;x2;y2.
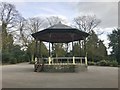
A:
37;57;87;66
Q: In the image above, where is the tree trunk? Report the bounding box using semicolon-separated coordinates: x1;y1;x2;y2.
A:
31;54;34;62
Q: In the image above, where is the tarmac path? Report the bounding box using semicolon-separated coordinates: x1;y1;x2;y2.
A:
2;63;118;88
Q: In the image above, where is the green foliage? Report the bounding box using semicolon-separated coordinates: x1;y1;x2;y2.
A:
88;61;96;65
2;23;14;53
86;31;107;62
2;52;17;64
70;42;85;57
9;57;17;64
53;43;66;57
2;52;11;63
1;2;29;64
73;43;80;56
2;21;17;64
2;44;29;64
11;45;23;62
41;42;49;57
108;28;120;64
68;30;107;63
29;60;35;64
109;60;118;67
2;25;17;64
27;41;48;62
97;60;109;66
97;60;118;67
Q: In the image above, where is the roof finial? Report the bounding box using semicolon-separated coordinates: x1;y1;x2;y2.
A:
59;21;62;24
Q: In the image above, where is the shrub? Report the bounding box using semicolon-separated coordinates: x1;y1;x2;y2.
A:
29;61;35;64
2;52;17;64
8;54;17;64
109;60;118;67
98;60;109;66
2;52;10;63
88;61;95;65
9;57;17;64
97;60;118;67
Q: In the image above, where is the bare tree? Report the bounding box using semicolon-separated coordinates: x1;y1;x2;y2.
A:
18;17;45;62
18;18;28;47
46;16;65;26
0;2;22;31
46;16;67;57
0;2;23;52
74;15;101;33
25;17;44;33
18;17;45;47
74;15;101;56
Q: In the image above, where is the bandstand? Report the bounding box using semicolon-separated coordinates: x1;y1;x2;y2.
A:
32;22;89;72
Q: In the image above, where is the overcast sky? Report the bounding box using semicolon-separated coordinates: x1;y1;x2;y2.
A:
1;1;118;54
12;2;118;28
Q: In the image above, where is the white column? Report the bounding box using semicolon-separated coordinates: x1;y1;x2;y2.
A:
35;57;37;64
73;56;75;64
85;57;88;66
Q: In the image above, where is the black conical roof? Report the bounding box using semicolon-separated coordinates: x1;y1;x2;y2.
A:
48;22;73;29
32;23;89;43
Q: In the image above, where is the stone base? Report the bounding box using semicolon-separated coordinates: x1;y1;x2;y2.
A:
38;64;87;72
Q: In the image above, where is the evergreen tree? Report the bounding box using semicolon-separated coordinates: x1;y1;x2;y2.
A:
97;40;107;59
73;42;85;57
73;43;80;56
108;28;120;64
53;43;66;57
86;30;107;62
1;2;26;64
27;41;48;62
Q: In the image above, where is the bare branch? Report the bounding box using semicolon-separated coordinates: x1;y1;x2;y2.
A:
74;15;101;33
46;16;66;26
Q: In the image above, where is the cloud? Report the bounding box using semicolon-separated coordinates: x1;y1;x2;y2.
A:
34;14;71;26
0;0;26;2
0;0;119;2
36;7;59;14
96;27;115;54
75;2;118;28
99;34;111;54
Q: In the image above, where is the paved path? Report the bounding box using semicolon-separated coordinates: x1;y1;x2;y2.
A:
0;65;2;90
2;63;118;88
